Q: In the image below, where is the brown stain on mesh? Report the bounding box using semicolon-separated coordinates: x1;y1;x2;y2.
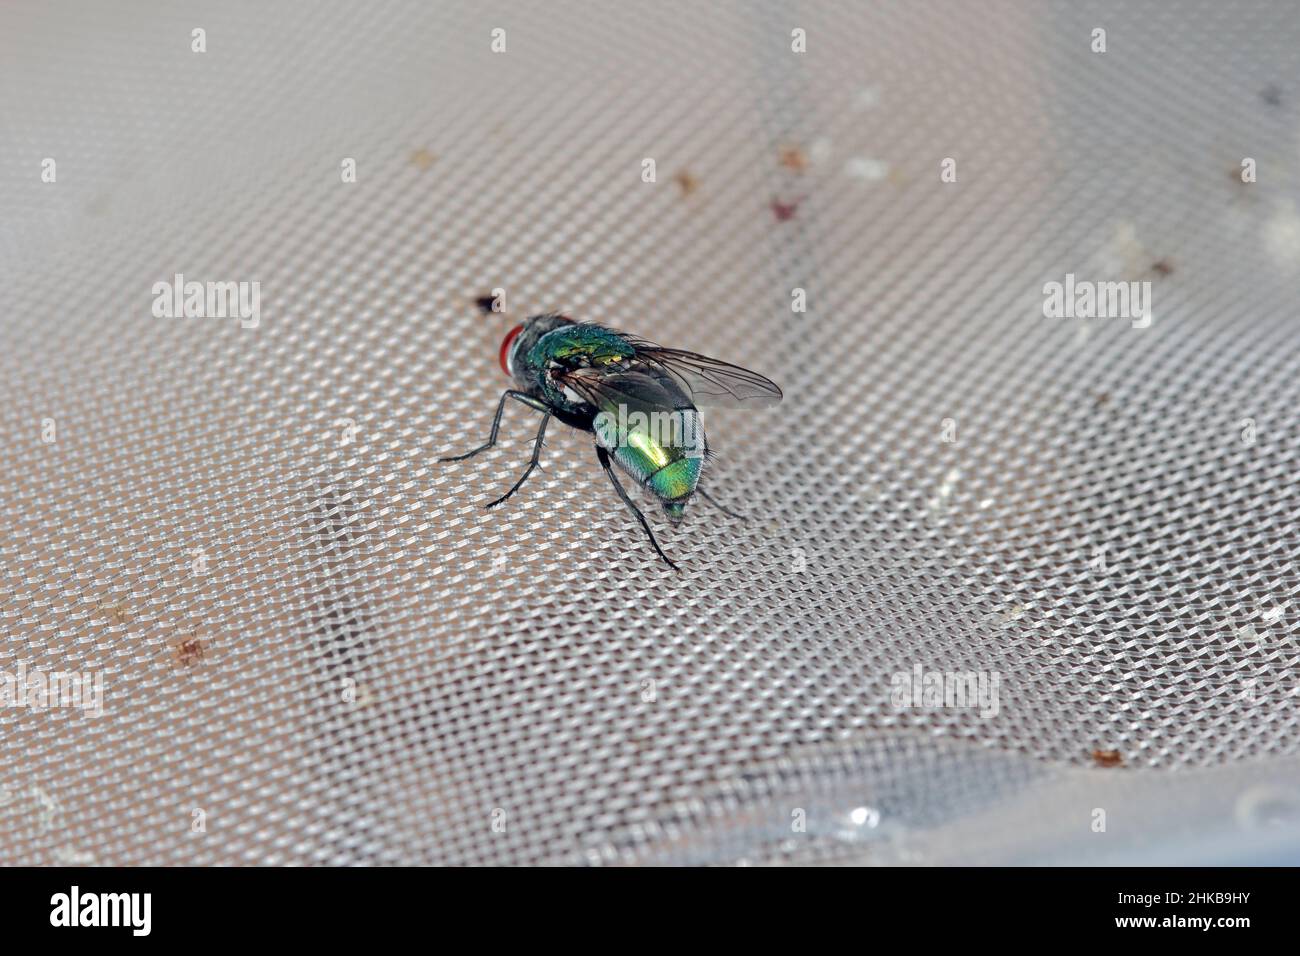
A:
168;629;208;668
770;197;804;222
1091;749;1123;768
778;145;809;173
90;599;131;626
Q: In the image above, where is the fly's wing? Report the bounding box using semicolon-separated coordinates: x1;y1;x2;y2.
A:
557;365;694;417
558;366;706;459
620;337;783;408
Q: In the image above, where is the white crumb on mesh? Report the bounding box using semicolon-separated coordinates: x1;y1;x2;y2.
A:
1260;603;1287;624
845;157;890;181
53;845;96;865
32;786;61;832
927;468;961;516
853;86;881;110
1264;199;1300;270
1091;221;1150;280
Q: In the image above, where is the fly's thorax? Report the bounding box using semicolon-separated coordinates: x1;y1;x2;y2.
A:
529;322;639;413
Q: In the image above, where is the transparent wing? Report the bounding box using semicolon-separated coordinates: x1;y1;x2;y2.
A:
622;339;783;408
557;366;694;415
560;368;708;462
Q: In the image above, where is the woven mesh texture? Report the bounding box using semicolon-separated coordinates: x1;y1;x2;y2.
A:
2;0;1299;865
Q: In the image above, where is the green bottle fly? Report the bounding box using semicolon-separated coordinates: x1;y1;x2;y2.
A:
441;301;782;569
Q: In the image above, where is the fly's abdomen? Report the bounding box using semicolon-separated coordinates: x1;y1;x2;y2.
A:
615;442;702;502
591;375;706;504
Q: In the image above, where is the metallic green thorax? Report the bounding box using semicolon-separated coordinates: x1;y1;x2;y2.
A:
514;321;634;412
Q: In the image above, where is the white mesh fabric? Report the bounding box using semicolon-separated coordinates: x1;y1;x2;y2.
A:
1;0;1298;865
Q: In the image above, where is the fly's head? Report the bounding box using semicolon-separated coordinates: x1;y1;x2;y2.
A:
499;313;574;388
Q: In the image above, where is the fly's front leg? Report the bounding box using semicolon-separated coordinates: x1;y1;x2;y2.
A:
485;411;551;509
596;446;678;571
439;390;549;462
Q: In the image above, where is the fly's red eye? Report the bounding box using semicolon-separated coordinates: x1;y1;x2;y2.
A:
499;324;524;376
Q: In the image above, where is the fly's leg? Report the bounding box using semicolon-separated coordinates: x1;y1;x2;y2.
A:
439;390;549;462
485;411;551;509
596;446;678;571
697;487;745;520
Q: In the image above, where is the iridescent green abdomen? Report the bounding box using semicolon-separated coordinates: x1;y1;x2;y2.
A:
616;434;702;498
590;369;705;514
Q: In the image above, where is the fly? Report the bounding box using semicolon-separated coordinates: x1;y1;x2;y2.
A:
440;300;783;569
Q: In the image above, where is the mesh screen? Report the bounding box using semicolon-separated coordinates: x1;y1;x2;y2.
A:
2;0;1299;866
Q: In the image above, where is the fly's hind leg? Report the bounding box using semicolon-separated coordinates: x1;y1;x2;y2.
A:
439;390;549;462
596;446;678;571
485;411;551;509
696;487;745;520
